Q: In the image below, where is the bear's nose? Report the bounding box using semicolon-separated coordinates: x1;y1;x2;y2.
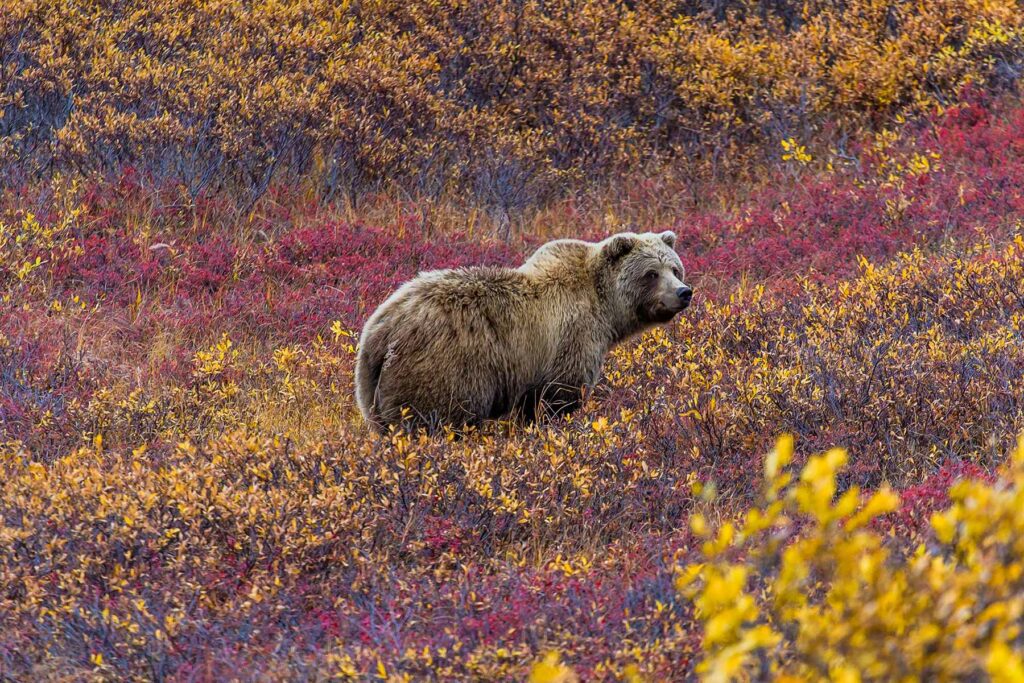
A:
677;286;693;305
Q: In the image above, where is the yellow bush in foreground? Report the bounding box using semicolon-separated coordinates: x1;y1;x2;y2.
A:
679;435;1024;681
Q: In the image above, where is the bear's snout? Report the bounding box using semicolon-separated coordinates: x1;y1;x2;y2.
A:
676;285;693;308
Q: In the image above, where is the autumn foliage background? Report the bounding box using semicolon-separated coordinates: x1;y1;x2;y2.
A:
3;0;1024;680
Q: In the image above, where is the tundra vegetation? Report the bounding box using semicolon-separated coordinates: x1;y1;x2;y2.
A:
2;1;1024;680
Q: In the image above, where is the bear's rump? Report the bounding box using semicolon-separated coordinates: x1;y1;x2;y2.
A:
373;306;522;426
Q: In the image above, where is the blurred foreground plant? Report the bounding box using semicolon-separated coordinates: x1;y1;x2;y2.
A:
679;434;1024;681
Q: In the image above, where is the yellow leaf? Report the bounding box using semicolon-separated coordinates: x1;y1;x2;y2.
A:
931;509;958;544
765;434;794;481
845;487;900;531
528;651;579;683
690;513;709;537
988;642;1024;683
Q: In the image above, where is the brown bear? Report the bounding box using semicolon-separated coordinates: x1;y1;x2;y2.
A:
355;231;692;431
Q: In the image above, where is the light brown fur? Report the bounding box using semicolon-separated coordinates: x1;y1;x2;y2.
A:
355;231;692;431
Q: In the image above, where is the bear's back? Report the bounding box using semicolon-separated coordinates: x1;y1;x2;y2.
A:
416;266;536;312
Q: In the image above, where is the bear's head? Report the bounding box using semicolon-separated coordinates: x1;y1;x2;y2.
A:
596;230;692;337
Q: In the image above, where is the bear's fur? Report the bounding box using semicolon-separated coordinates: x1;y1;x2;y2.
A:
354;231;692;431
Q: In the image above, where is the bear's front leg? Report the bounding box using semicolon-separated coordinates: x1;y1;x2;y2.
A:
518;355;602;424
536;381;587;420
530;323;606;423
511;381;586;424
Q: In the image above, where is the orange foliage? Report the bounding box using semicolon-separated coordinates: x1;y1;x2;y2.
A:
1;0;1021;210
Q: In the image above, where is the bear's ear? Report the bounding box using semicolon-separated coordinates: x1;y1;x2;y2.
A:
659;230;677;248
602;234;636;261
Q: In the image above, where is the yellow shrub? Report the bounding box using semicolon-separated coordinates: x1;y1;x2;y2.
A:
679;434;1024;680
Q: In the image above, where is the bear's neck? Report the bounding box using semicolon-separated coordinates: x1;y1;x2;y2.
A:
589;273;644;346
609;313;647;346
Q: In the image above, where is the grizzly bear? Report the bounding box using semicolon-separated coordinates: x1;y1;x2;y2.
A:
354;231;692;431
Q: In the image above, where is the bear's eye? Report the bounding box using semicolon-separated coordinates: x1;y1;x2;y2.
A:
672;267;681;279
644;270;659;282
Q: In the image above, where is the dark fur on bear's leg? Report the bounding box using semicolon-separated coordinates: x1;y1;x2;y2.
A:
512;382;585;425
355;231;693;432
